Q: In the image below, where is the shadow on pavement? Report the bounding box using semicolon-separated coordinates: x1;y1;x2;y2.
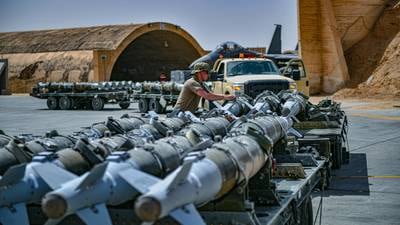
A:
325;153;370;196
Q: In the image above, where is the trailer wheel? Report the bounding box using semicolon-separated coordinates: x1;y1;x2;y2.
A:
74;100;86;110
318;165;331;190
85;101;93;110
337;140;343;166
149;99;163;113
342;146;350;164
332;139;342;169
300;196;313;225
69;98;77;109
47;97;59;110
59;96;72;110
325;166;332;188
91;97;104;111
138;98;149;113
119;101;130;109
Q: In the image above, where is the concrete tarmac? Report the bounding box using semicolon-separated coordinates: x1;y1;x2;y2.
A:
1;95;400;225
311;99;400;225
0;95;142;135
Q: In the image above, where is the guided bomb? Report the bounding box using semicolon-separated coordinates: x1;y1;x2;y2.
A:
278;90;308;118
248;90;282;116
0;130;13;148
140;81;183;94
0;133;76;175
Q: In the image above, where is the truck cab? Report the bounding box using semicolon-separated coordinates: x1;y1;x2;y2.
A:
210;58;298;98
266;53;310;96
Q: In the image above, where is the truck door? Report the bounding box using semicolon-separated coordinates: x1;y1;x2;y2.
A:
284;59;309;96
0;59;9;95
295;59;309;96
211;61;225;95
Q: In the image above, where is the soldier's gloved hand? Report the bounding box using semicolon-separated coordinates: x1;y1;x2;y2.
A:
224;95;236;101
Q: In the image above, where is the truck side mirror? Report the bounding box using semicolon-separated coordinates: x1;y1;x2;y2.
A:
216;74;224;81
208;71;217;81
208;71;224;81
281;67;292;77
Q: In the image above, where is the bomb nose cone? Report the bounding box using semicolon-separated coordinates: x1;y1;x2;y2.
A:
135;196;161;222
282;100;298;117
41;194;67;219
281;107;291;117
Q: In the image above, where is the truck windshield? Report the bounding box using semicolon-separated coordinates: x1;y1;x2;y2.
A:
226;61;278;76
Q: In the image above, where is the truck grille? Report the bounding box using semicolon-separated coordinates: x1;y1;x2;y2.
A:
244;80;289;98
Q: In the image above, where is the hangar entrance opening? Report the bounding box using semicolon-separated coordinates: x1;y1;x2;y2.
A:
0;59;9;95
110;30;201;82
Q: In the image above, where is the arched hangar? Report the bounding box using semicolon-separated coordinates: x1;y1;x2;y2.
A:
0;22;205;93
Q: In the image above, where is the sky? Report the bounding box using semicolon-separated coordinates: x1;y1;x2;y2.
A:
0;0;298;51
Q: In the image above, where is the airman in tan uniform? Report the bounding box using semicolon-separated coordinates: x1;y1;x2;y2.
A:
174;62;235;113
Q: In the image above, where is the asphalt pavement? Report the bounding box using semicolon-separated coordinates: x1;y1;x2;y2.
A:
0;95;142;135
311;99;400;225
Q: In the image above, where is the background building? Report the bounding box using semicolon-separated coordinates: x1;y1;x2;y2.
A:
299;0;399;95
0;22;204;93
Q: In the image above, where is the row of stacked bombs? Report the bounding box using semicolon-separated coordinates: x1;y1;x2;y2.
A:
0;88;306;171
0;90;311;225
32;81;184;94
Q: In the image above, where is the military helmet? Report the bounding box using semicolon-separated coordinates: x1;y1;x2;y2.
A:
191;62;210;74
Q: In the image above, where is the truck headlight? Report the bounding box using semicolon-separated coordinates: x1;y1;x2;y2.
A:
233;85;242;91
289;82;297;90
232;84;244;95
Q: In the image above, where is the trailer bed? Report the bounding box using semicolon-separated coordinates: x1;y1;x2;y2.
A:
199;160;325;225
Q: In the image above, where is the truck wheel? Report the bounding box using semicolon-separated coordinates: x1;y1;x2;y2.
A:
148;99;163;113
59;96;72;110
47;97;59;110
318;165;331;190
138;98;149;113
91;97;104;111
119;101;130;109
